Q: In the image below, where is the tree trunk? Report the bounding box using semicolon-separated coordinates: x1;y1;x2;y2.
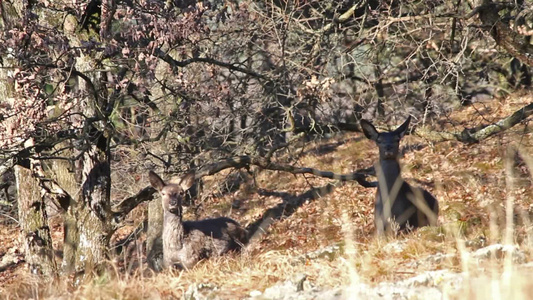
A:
57;35;114;276
476;0;533;67
14;165;58;278
49;154;80;273
60;130;112;278
146;199;164;272
60;125;113;278
1;0;58;279
58;7;114;274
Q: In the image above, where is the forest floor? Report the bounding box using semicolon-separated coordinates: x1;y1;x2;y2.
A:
0;92;532;299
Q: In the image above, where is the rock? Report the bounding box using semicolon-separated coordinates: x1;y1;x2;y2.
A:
0;247;23;272
470;244;526;264
425;253;455;264
366;283;444;300
249;270;464;300
257;273;318;299
382;240;407;254
249;244;529;300
406;252;455;268
294;245;341;265
249;290;262;297
185;283;219;300
398;270;463;288
303;245;341;261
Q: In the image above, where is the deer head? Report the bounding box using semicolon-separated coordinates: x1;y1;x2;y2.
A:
360;116;411;161
149;171;195;216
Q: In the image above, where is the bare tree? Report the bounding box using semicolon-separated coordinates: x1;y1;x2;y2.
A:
1;0;531;278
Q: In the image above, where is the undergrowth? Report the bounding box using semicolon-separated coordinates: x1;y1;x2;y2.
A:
0;95;532;299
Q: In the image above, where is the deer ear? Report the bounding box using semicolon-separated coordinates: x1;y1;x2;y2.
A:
179;172;196;191
148;171;165;191
394;116;411;138
360;120;379;141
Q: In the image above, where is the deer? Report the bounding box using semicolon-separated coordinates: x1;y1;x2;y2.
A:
148;170;248;270
360;116;439;234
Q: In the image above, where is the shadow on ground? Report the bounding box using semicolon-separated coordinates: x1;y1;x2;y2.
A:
245;184;336;241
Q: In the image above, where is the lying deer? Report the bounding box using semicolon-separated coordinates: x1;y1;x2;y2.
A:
149;171;248;270
360;116;439;234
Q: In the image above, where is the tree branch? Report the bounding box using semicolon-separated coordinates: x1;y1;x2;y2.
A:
111;186;156;228
35;63;100;104
153;48;271;81
473;0;533;67
111;155;376;222
24;139;73;211
193;156;376;187
416;102;533;143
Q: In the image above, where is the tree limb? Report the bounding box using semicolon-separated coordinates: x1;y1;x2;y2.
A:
153;48;271;81
25;139;72;212
416;102;533;143
111;186;156;227
192;156;376;187
318;3;365;34
473;0;533;67
112;155;376;221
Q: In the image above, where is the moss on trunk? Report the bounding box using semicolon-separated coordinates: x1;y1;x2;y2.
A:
15;165;58;278
146;199;164;271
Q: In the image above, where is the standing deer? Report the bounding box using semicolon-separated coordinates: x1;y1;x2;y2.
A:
149;171;248;270
360;116;439;234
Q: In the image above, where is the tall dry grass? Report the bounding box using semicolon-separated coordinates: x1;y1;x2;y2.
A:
1;98;532;299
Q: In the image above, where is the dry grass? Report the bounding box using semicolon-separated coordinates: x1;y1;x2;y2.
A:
1;94;532;299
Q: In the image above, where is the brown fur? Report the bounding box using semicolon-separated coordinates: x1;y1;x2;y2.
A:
149;171;248;270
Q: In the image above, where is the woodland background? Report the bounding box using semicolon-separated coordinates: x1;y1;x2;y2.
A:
0;0;532;298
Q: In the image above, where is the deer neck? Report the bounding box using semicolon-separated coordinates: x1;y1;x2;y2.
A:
376;159;404;192
163;211;185;250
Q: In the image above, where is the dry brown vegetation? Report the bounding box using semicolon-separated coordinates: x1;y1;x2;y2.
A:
1;92;532;299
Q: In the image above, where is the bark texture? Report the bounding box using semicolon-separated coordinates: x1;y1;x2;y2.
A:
15;165;58;278
476;0;533;67
64;126;112;277
146;199;164;272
